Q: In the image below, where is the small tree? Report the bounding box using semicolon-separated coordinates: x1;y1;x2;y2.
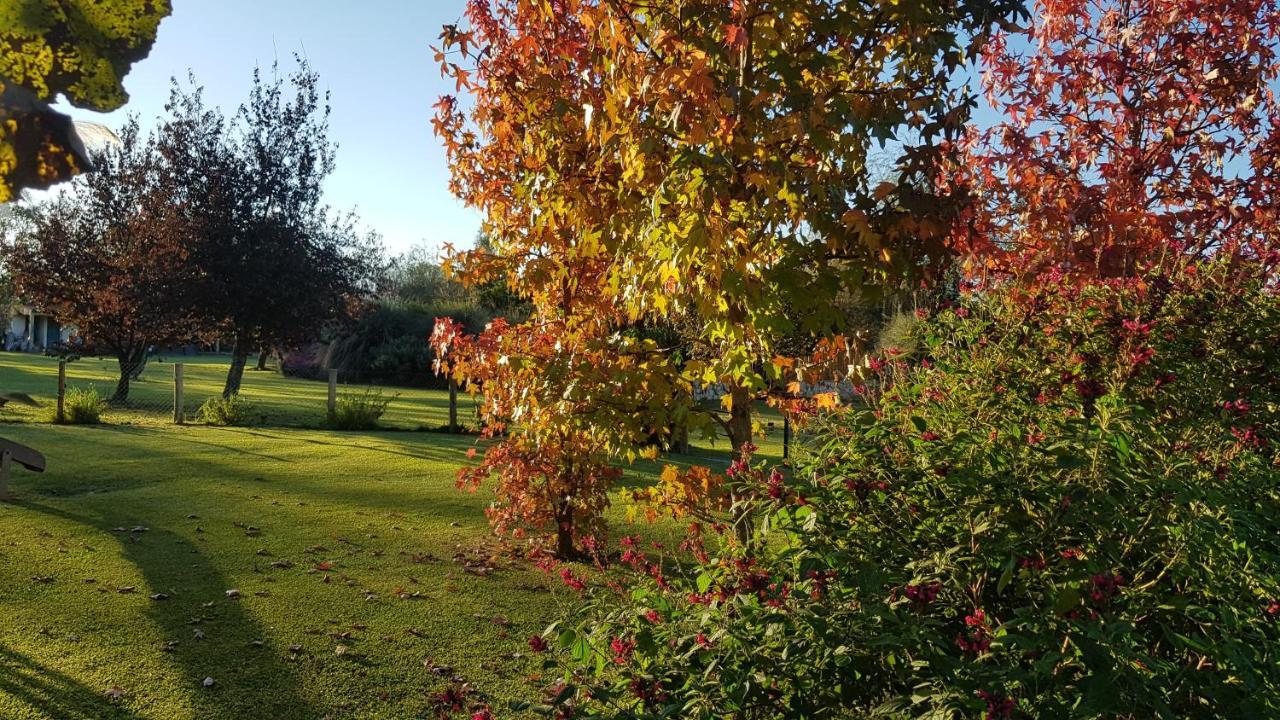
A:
7;120;197;402
433;313;685;558
157;63;383;397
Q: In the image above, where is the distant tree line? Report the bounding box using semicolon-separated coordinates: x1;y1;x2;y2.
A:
318;233;528;388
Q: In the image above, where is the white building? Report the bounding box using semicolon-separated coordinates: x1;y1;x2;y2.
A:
5;304;75;352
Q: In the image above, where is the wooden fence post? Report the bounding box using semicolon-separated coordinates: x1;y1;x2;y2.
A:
56;360;66;424
783;414;791;460
173;363;185;424
327;369;338;420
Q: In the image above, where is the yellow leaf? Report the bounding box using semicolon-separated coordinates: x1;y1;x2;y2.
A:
815;392;841;410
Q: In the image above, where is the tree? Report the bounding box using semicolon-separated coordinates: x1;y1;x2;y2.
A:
434;0;1026;463
386;244;468;305
947;0;1280;283
433;313;684;558
6;119;197;401
0;0;171;201
158;63;383;397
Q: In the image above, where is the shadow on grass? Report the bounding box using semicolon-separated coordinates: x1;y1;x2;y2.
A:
0;644;144;720
20;502;322;719
113;425;293;463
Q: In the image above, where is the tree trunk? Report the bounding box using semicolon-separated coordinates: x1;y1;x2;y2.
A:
129;349;150;380
553;498;576;560
223;332;252;398
726;382;754;546
727;383;753;455
255;347;270;371
112;346;147;403
112;358;132;404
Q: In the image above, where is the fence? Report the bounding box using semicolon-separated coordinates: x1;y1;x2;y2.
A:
0;351;471;430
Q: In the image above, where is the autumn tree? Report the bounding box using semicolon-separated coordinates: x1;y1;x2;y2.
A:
6;119;198;401
157;64;382;397
432;253;691;557
948;0;1280;282
434;0;1026;463
0;0;171;201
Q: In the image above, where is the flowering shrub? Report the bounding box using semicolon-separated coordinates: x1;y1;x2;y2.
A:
532;261;1280;718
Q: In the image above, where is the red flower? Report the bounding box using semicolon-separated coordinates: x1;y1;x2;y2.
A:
921;431;940;442
957;609;993;655
472;709;495;720
766;468;785;499
528;635;548;653
904;581;941;606
644;609;662;624
559;567;586;592
610;636;635;664
978;690;1015;719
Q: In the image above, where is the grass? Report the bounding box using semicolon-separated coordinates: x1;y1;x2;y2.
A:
0;351;792;719
0;352;469;429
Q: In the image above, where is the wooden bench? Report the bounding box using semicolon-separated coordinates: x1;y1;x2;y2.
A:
0;438;46;501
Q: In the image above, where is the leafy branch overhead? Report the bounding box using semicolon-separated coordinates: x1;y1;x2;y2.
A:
0;0;172;201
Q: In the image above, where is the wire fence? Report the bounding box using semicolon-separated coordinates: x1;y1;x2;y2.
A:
0;351;472;430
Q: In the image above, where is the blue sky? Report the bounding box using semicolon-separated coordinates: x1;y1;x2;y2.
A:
55;1;482;256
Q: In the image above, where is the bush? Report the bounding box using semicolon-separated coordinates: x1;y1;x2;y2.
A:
197;395;258;426
329;388;391;430
324;299;492;387
538;261;1280;719
57;386;104;424
875;309;920;356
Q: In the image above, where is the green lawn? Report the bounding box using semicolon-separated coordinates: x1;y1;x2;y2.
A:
0;352;790;719
0;352;470;429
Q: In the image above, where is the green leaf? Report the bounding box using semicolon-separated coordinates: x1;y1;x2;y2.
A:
696;571;713;593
